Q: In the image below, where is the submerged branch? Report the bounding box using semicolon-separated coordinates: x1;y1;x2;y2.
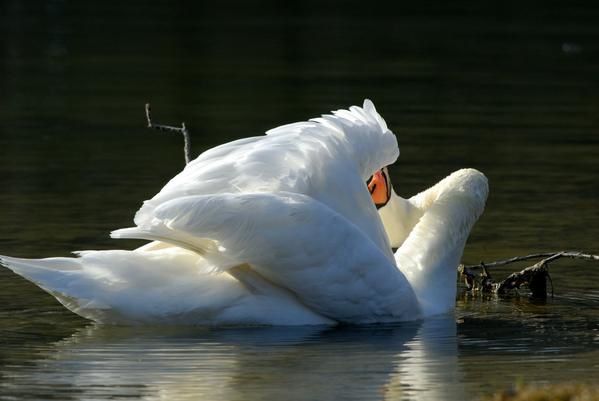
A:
145;103;191;164
461;251;599;270
459;251;599;298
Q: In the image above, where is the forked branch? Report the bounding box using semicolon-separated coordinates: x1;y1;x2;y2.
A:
461;251;599;270
459;251;599;298
145;103;191;164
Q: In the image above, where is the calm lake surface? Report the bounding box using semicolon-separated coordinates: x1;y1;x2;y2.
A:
1;1;598;400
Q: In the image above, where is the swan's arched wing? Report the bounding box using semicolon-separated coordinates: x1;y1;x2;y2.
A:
0;248;331;325
134;100;398;259
395;169;489;317
113;192;420;323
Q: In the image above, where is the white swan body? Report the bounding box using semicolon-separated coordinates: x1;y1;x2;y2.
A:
0;100;488;325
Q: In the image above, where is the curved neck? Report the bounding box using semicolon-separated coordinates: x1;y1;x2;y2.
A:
389;169;488;317
378;189;424;249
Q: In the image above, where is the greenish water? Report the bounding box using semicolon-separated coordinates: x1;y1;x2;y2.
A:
1;1;598;400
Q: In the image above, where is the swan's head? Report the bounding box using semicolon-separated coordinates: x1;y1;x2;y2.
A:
367;167;392;209
367;167;424;249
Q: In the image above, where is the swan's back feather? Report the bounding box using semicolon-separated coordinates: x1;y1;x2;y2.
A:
115;192;420;323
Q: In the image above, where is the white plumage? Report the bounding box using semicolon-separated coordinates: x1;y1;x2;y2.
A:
135;99;397;261
0;100;488;325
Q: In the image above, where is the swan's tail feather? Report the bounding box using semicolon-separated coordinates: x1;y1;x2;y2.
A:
0;255;81;284
0;250;237;324
0;254;114;321
110;227;240;272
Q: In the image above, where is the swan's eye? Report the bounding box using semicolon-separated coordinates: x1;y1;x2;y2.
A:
367;169;390;209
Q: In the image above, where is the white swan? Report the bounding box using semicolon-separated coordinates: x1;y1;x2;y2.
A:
0;100;488;325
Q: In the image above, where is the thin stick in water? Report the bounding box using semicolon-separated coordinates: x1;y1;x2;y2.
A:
145;103;191;164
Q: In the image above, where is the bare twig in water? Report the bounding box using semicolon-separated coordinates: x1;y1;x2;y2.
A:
145;103;191;164
459;251;599;298
462;251;599;270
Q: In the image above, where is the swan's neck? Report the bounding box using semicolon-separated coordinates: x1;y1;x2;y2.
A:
391;169;489;317
378;189;424;249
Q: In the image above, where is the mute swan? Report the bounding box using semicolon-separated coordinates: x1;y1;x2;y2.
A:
0;100;488;325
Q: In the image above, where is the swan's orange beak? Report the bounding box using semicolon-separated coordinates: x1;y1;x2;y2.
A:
367;169;390;209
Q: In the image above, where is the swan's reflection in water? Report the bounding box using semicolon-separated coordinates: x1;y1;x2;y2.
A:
5;318;463;401
387;317;465;401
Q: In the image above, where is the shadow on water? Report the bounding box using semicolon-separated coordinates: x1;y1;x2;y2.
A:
2;310;597;400
0;318;464;401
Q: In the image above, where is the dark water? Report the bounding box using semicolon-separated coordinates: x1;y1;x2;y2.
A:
1;1;598;400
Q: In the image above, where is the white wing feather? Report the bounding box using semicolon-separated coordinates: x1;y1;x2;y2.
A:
135;100;398;260
113;192;421;323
